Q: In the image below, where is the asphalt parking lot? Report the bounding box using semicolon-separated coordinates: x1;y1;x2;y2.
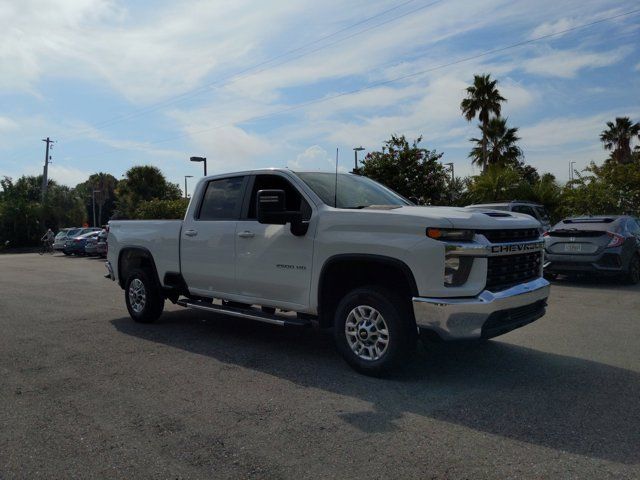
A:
1;253;639;479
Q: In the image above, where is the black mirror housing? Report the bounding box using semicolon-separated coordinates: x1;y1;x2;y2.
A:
257;190;290;225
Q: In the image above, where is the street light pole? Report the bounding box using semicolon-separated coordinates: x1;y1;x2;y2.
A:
445;162;454;183
190;156;207;176
353;146;365;172
570;161;576;183
92;190;101;227
445;163;455;203
184;175;193;199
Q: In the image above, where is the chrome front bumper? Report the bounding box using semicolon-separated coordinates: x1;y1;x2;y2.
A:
412;277;550;340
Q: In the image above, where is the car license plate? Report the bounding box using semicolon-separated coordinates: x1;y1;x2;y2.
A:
564;243;582;252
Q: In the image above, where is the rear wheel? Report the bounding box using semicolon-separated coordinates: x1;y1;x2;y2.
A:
625;254;640;285
125;268;164;323
333;286;415;376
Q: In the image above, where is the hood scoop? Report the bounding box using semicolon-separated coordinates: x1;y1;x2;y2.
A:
481;211;513;217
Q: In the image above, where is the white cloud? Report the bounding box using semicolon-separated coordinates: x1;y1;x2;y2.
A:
519;111;640;150
529;17;579;39
0;116;18;131
288;145;336;171
523;46;631;78
20;163;90;187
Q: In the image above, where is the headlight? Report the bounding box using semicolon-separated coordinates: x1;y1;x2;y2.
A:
444;256;473;287
427;228;474;242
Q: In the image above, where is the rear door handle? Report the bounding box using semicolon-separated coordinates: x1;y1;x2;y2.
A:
237;231;255;238
184;229;198;237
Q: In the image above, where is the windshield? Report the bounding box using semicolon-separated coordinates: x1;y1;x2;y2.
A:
296;172;410;209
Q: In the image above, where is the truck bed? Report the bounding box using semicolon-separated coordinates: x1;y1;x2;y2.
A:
108;220;182;284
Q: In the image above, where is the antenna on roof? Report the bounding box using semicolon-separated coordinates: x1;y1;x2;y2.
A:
334;147;339;208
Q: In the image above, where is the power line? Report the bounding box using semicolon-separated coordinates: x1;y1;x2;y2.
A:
74;6;640;164
62;0;441;139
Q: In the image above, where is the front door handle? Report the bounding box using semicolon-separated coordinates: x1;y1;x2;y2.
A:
238;231;255;238
184;229;198;237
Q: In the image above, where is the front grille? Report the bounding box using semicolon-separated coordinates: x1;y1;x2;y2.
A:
478;228;540;243
486;252;542;292
481;300;547;339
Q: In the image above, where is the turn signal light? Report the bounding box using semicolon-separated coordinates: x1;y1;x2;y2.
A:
427;228;474;242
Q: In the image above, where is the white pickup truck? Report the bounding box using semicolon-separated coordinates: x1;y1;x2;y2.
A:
106;169;550;375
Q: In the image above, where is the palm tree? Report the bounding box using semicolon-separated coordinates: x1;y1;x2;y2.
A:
600;117;640;164
469;117;522;170
461;73;506;170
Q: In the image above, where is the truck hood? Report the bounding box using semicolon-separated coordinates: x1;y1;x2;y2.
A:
384;205;541;230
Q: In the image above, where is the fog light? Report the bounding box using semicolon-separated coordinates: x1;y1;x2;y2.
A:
444;256;473;287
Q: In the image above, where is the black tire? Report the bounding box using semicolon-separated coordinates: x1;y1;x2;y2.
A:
124;268;164;323
333;286;415;376
625;254;640;285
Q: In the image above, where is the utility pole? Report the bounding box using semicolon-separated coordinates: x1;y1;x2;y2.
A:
41;137;54;200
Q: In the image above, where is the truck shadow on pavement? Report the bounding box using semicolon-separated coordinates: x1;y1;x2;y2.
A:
111;310;640;465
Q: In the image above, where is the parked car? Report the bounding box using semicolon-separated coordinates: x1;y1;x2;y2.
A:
106;169;549;376
466;201;551;232
544;215;640;284
53;228;82;251
96;229;108;258
63;231;100;256
84;233;100;256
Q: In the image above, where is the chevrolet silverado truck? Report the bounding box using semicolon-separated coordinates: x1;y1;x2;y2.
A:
106;169;550;375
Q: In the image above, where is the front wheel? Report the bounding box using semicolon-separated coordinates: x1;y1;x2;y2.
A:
124;268;165;323
333;287;415;376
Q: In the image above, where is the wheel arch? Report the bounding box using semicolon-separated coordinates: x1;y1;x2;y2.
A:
317;254;418;328
117;247;161;289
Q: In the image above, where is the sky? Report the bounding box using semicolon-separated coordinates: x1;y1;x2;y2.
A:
1;0;639;194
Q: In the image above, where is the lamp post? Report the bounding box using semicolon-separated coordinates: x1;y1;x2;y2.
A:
92;190;101;227
190;156;207;176
444;162;454;183
353;146;365;172
444;163;455;203
184;175;193;199
569;161;576;182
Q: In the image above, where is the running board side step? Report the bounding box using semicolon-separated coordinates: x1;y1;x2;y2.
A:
177;298;311;327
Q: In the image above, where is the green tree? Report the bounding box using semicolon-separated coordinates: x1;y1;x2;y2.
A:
358;135;449;205
469;117;522;170
461;73;506;171
115;166;181;218
600;117;640;164
562;161;640;216
76;172;119;227
465;165;522;204
135;198;189;219
0;176;85;247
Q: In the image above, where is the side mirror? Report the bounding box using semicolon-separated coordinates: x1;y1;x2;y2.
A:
256;189;308;236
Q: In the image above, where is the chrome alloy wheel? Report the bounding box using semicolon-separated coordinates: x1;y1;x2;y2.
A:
128;278;147;314
344;305;390;361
